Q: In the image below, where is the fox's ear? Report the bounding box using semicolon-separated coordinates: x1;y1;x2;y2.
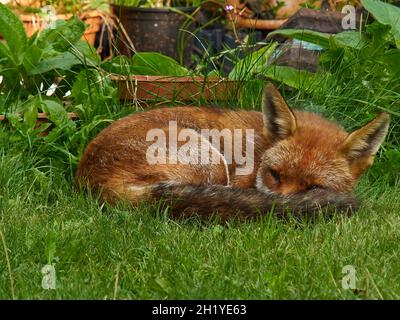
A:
262;83;297;142
342;113;390;176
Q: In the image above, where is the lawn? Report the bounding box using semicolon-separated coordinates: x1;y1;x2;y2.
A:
0;149;399;299
1;0;400;300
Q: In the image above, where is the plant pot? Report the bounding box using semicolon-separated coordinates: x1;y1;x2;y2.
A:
16;10;102;46
111;75;238;102
269;39;322;73
111;5;196;66
276;8;354;34
267;8;365;73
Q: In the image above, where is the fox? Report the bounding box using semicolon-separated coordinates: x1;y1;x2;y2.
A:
76;83;390;221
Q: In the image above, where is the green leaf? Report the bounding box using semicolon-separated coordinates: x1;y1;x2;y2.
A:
22;45;44;73
71;69;101;104
261;65;316;90
102;52;190;76
71;69;117;115
207;69;220;77
5;113;22;130
269;28;369;50
361;0;400;47
26;39;99;75
38;17;86;52
41;99;75;130
71;40;101;65
0;41;13;61
17;96;40;131
333;31;368;49
28;51;82;75
380;49;400;76
130;52;190;76
267;29;331;48
229;42;278;80
101;56;134;75
0;3;27;63
23;99;38;130
366;21;393;48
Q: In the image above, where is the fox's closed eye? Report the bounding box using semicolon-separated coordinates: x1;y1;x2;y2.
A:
269;168;281;183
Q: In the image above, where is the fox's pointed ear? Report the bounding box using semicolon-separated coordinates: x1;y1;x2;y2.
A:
343;113;390;159
342;113;390;176
262;83;297;142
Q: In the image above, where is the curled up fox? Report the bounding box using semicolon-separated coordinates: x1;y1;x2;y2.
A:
76;83;390;221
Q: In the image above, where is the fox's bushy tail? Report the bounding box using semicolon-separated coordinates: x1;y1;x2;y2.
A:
149;183;359;222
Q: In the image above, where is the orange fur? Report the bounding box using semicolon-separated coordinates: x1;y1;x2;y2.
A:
76;83;389;215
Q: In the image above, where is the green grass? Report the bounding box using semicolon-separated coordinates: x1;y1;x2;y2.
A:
0;74;399;299
0;146;400;299
1;74;399;299
1;14;400;299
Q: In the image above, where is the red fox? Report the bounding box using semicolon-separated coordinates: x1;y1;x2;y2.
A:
76;83;389;221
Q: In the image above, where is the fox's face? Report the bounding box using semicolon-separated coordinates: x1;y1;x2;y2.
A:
256;84;390;196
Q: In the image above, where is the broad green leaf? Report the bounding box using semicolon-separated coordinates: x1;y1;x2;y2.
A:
101;56;134;75
333;31;368;49
229;42;278;80
28;51;82;75
267;29;331;48
261;65;316;90
71;69;97;104
22;45;44;73
0;4;27;63
269;28;368;50
41;99;75;129
0;41;13;61
130;52;190;76
362;0;400;47
38;17;86;52
102;52;190;76
366;21;393;47
26;40;98;76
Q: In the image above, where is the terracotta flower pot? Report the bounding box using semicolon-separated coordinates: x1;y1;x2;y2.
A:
111;75;238;102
